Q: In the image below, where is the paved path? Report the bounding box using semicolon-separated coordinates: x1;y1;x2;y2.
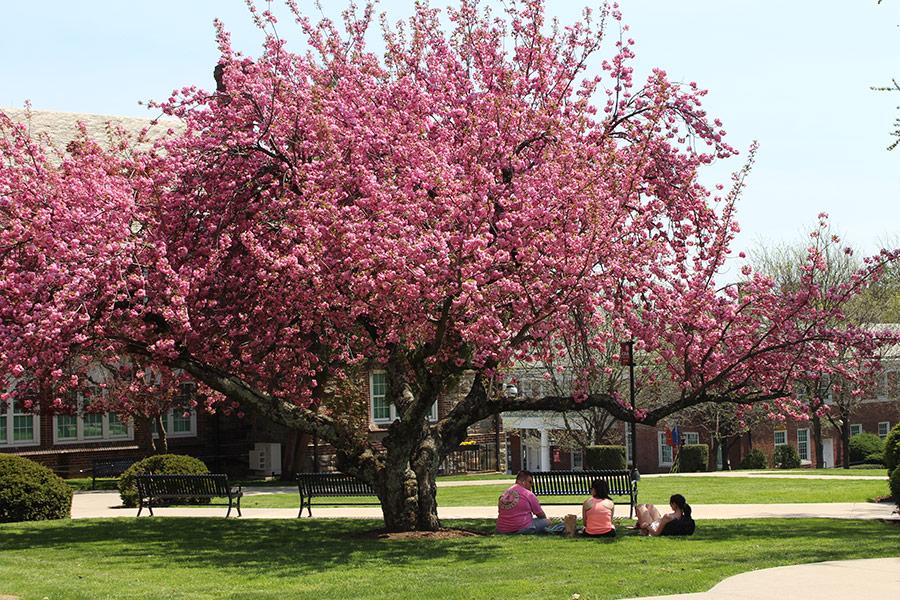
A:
71;491;898;520
624;557;900;600
238;471;886;495
640;471;888;480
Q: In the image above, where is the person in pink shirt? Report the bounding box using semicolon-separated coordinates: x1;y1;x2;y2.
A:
496;470;550;534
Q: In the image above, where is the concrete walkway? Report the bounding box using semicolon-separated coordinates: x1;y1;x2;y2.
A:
237;471;887;495
70;491;899;520
624;557;900;600
640;471;888;481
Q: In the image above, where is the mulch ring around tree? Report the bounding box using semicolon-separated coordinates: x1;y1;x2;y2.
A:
354;528;487;540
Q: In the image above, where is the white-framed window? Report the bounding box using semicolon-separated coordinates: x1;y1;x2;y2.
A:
52;395;134;444
684;431;700;445
878;371;887;399
369;370;437;425
878;422;890;438
625;426;633;466
850;424;863;436
658;431;673;466
152;408;198;438
797;428;810;462
774;430;787;446
0;399;41;447
572;449;584;471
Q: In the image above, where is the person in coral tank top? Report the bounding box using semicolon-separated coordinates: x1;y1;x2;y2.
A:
582;479;616;538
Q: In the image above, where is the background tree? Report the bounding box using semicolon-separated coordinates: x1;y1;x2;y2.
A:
1;1;895;530
752;222;898;468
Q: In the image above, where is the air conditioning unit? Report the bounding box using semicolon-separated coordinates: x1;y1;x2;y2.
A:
249;442;282;476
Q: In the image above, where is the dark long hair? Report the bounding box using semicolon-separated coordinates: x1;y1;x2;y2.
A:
591;479;610;500
670;493;692;518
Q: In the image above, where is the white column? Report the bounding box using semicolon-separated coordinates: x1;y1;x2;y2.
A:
540;428;551;472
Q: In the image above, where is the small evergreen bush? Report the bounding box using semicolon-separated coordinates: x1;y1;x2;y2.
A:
737;448;768;469
0;454;73;523
678;444;709;472
118;454;209;507
884;423;900;475
584;445;626;470
773;445;801;469
848;433;883;464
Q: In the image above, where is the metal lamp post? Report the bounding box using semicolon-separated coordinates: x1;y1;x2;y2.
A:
620;340;639;481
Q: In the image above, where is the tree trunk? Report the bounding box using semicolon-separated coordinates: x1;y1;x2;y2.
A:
812;415;824;469
841;420;851;469
374;424;443;532
711;437;720;471
376;464;441;532
153;414;168;454
135;415;154;452
722;436;733;471
281;430;309;481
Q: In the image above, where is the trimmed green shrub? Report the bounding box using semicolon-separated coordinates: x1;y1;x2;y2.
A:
863;452;885;466
118;454;209;507
0;454;73;523
884;423;900;475
584;445;626;470
848;433;884;464
774;445;801;469
738;448;768;470
890;464;900;509
678;444;709;473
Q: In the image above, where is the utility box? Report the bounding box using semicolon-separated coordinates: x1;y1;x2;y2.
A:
249;442;282;476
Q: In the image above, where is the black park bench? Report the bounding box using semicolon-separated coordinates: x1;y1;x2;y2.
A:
135;474;243;517
530;470;638;518
296;472;378;517
83;457;137;490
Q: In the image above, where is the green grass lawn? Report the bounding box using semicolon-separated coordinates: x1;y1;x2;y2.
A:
65;477;120;492
231;475;891;509
437;471;513;481
1;518;898;600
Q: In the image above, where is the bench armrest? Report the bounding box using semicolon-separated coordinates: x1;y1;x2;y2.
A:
229;485;242;496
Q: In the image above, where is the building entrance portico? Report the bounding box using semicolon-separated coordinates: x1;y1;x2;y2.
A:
503;412;579;472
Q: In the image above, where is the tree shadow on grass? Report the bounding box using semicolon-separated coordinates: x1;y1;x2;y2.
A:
0;518;505;578
661;519;900;568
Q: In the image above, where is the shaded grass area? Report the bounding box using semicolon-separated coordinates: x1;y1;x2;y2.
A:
229;475;891;509
1;518;899;600
65;477;119;492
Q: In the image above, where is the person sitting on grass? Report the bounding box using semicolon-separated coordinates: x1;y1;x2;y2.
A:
496;470;551;534
634;494;695;536
582;479;616;538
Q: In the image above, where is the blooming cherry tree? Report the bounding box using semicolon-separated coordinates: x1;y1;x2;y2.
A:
1;1;895;530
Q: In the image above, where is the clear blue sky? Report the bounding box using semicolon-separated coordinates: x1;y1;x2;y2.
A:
2;1;897;263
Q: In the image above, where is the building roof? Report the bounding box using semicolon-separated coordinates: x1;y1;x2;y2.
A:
2;107;181;154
